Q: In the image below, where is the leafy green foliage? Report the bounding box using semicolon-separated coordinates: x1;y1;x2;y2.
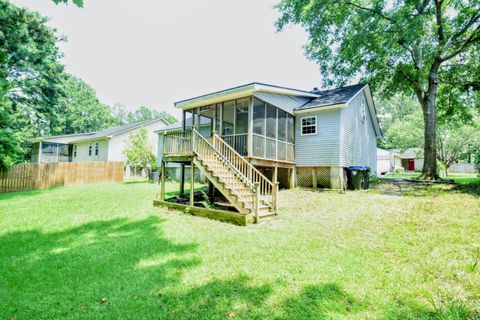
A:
123;127;156;174
51;0;84;7
0;0;64;169
377;94;424;149
56;73;115;134
112;104;176;126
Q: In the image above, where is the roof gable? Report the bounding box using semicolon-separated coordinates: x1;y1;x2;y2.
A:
295;84;367;111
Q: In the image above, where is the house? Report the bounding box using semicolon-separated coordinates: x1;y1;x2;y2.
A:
376;148;424;174
31;118;169;164
154;82;381;224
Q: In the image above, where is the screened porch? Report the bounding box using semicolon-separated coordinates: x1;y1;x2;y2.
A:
170;96;295;163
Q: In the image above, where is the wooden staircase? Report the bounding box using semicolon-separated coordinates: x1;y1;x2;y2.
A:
192;129;278;221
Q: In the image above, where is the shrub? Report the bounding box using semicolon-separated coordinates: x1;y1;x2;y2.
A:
394;166;405;174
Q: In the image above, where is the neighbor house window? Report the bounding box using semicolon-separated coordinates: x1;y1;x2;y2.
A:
95;142;99;156
301;116;317;135
73;145;77;157
88;143;92;156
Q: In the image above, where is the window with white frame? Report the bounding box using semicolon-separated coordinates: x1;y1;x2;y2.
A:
88;143;92;156
301;116;317;135
95;142;99;156
73;145;77;157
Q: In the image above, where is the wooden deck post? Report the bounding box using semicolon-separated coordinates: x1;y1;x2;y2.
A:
160;160;165;200
254;182;260;223
272;165;278;183
289;167;296;189
180;163;185;195
208;181;215;200
273;182;279;214
189;160;194;206
312;167;317;189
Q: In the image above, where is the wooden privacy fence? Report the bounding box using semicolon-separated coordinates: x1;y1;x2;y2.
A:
0;161;124;193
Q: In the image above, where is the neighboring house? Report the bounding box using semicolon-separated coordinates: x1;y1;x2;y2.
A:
376;147;424;173
376;148;402;174
32;118;169;164
155;82;382;222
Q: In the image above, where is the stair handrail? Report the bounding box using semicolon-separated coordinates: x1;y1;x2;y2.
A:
192;129;254;189
211;132;275;204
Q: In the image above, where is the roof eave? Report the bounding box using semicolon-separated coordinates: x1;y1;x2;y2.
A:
174;83;319;110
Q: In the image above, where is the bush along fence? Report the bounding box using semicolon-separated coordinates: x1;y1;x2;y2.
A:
0;161;124;193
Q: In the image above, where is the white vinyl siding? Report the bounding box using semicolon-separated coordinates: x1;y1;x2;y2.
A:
295;109;341;166
339;91;377;172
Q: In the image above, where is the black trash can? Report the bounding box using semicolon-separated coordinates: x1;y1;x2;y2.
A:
346;166;370;190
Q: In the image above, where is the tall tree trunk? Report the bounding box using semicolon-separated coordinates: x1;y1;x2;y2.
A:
421;96;439;179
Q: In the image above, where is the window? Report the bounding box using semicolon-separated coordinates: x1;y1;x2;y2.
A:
95;142;99;156
301;116;317;135
235;98;249;134
88;143;92;156
73;145;77;157
215;103;222;134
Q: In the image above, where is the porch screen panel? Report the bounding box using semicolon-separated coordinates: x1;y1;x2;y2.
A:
287;114;294;144
222;101;235;136
253;98;265;135
277;110;287;141
278;141;286;161
266;104;277;139
235;98;249;134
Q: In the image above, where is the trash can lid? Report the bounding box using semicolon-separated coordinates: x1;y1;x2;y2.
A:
347;165;369;171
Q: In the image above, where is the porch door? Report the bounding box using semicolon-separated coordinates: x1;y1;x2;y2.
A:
408;159;415;171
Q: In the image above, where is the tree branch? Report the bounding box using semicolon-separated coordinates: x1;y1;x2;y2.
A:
343;1;397;23
441;25;480;61
444;13;480;49
434;0;445;44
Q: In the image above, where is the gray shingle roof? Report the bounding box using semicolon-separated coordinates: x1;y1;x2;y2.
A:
295;83;367;111
252;92;311;114
72;118;166;143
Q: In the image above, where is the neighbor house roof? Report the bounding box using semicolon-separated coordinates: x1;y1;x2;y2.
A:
295;83;367;111
388;148;424;159
31;132;96;143
71;118;169;143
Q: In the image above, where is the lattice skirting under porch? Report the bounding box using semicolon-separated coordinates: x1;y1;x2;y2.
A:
296;166;346;190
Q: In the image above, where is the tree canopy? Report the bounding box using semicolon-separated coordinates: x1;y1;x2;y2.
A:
276;0;479;179
0;0;64;169
0;1;176;170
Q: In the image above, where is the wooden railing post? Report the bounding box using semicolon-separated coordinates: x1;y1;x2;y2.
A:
160;160;165;201
254;182;260;222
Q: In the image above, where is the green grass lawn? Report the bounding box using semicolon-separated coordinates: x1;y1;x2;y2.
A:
1;179;479;319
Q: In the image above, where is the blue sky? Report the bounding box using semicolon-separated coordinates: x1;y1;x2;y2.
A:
12;0;322;117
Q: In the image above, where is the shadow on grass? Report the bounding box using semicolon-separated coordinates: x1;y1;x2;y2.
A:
0;216;200;319
2;214;477;319
451;179;480;197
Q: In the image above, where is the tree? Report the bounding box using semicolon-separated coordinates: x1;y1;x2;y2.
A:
276;0;480;180
436;122;479;176
126;106;177;125
123;127;157;176
111;104;177;126
56;73;115;134
0;0;64;169
52;0;84;7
